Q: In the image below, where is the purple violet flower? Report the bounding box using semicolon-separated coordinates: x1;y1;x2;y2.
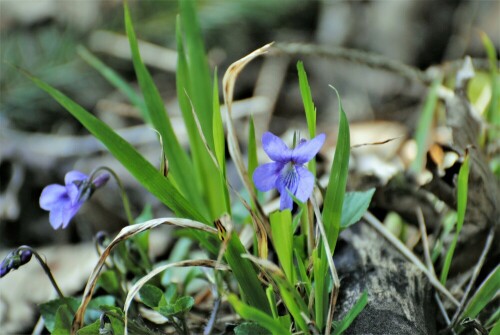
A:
39;170;109;229
253;132;325;210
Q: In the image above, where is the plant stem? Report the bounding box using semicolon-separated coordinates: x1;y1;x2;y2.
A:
18;246;65;300
91;167;134;225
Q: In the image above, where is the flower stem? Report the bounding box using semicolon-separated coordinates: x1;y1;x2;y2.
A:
91;167;134;225
17;246;65;299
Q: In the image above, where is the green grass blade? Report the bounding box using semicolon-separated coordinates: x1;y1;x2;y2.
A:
297;61;317;175
124;3;201;207
480;32;500;144
297;61;316;138
213;69;231;213
25;71;207;223
213;68;226;178
411;78;440;173
332;291;368;335
313;249;327;329
459;265;500;327
248;115;258;181
225;235;271;315
322;87;350;254
179;0;214;146
76;46;147;118
440;152;470;285
176;14;224;219
270;210;295;283
228;294;290;335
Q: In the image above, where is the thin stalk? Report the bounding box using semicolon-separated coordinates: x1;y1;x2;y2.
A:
416;209;456;334
450;225;495;327
18;246;65;300
363;212;459;307
90;167;134;225
311;196;340;335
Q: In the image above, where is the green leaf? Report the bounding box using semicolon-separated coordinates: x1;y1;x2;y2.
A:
228;294;290;335
341;189;375;229
411;78;440;173
332;291;368;335
235;322;272;335
441;152;469;285
77;46;147;118
322;87;350;254
459;265;500;324
176;12;225;219
179;0;214;146
24;71;208;223
297;61;316;138
270;210;295;283
123;3;201;208
76;319;100;335
39;297;79;332
248;115;258;180
139;284;167;309
52;304;73;335
86;296;116;325
480;32;500;141
97;270;120;295
225;234;271;315
155;296;194;318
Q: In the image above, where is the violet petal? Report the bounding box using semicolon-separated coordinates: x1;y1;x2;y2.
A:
262;132;292;162
39;185;68;210
64;170;88;186
294;166;315;202
253;162;284;192
291;133;326;164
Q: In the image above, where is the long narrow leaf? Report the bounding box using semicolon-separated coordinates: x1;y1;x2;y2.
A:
440;152;469;285
459;265;500;326
124;3;201;207
322;87;350;254
179;0;214;146
332;291;368;335
25;71;206;223
77;46;147;118
228;295;290;335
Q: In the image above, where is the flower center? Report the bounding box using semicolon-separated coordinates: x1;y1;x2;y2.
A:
281;162;299;194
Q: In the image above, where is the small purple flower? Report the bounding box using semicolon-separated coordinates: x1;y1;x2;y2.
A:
253;132;325;210
39;170;109;229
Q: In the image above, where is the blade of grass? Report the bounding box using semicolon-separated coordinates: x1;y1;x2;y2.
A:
76;46;147;118
24;71;206;223
458;265;500;327
242;255;310;334
410;77;441;173
270;210;295;283
297;61;317;176
124;3;202;209
176;15;225;219
331;291;368;335
440;151;470;285
480;32;499;143
179;0;214;146
213;68;231;214
228;294;290;335
321;86;350;254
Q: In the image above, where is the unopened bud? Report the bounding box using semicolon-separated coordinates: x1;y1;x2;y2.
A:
92;173;110;189
20;250;32;265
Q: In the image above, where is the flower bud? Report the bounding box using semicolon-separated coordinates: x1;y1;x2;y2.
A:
20;250;33;265
92;173;110;189
0;260;10;278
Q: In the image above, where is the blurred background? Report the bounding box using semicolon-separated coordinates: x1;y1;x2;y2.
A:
0;0;498;331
